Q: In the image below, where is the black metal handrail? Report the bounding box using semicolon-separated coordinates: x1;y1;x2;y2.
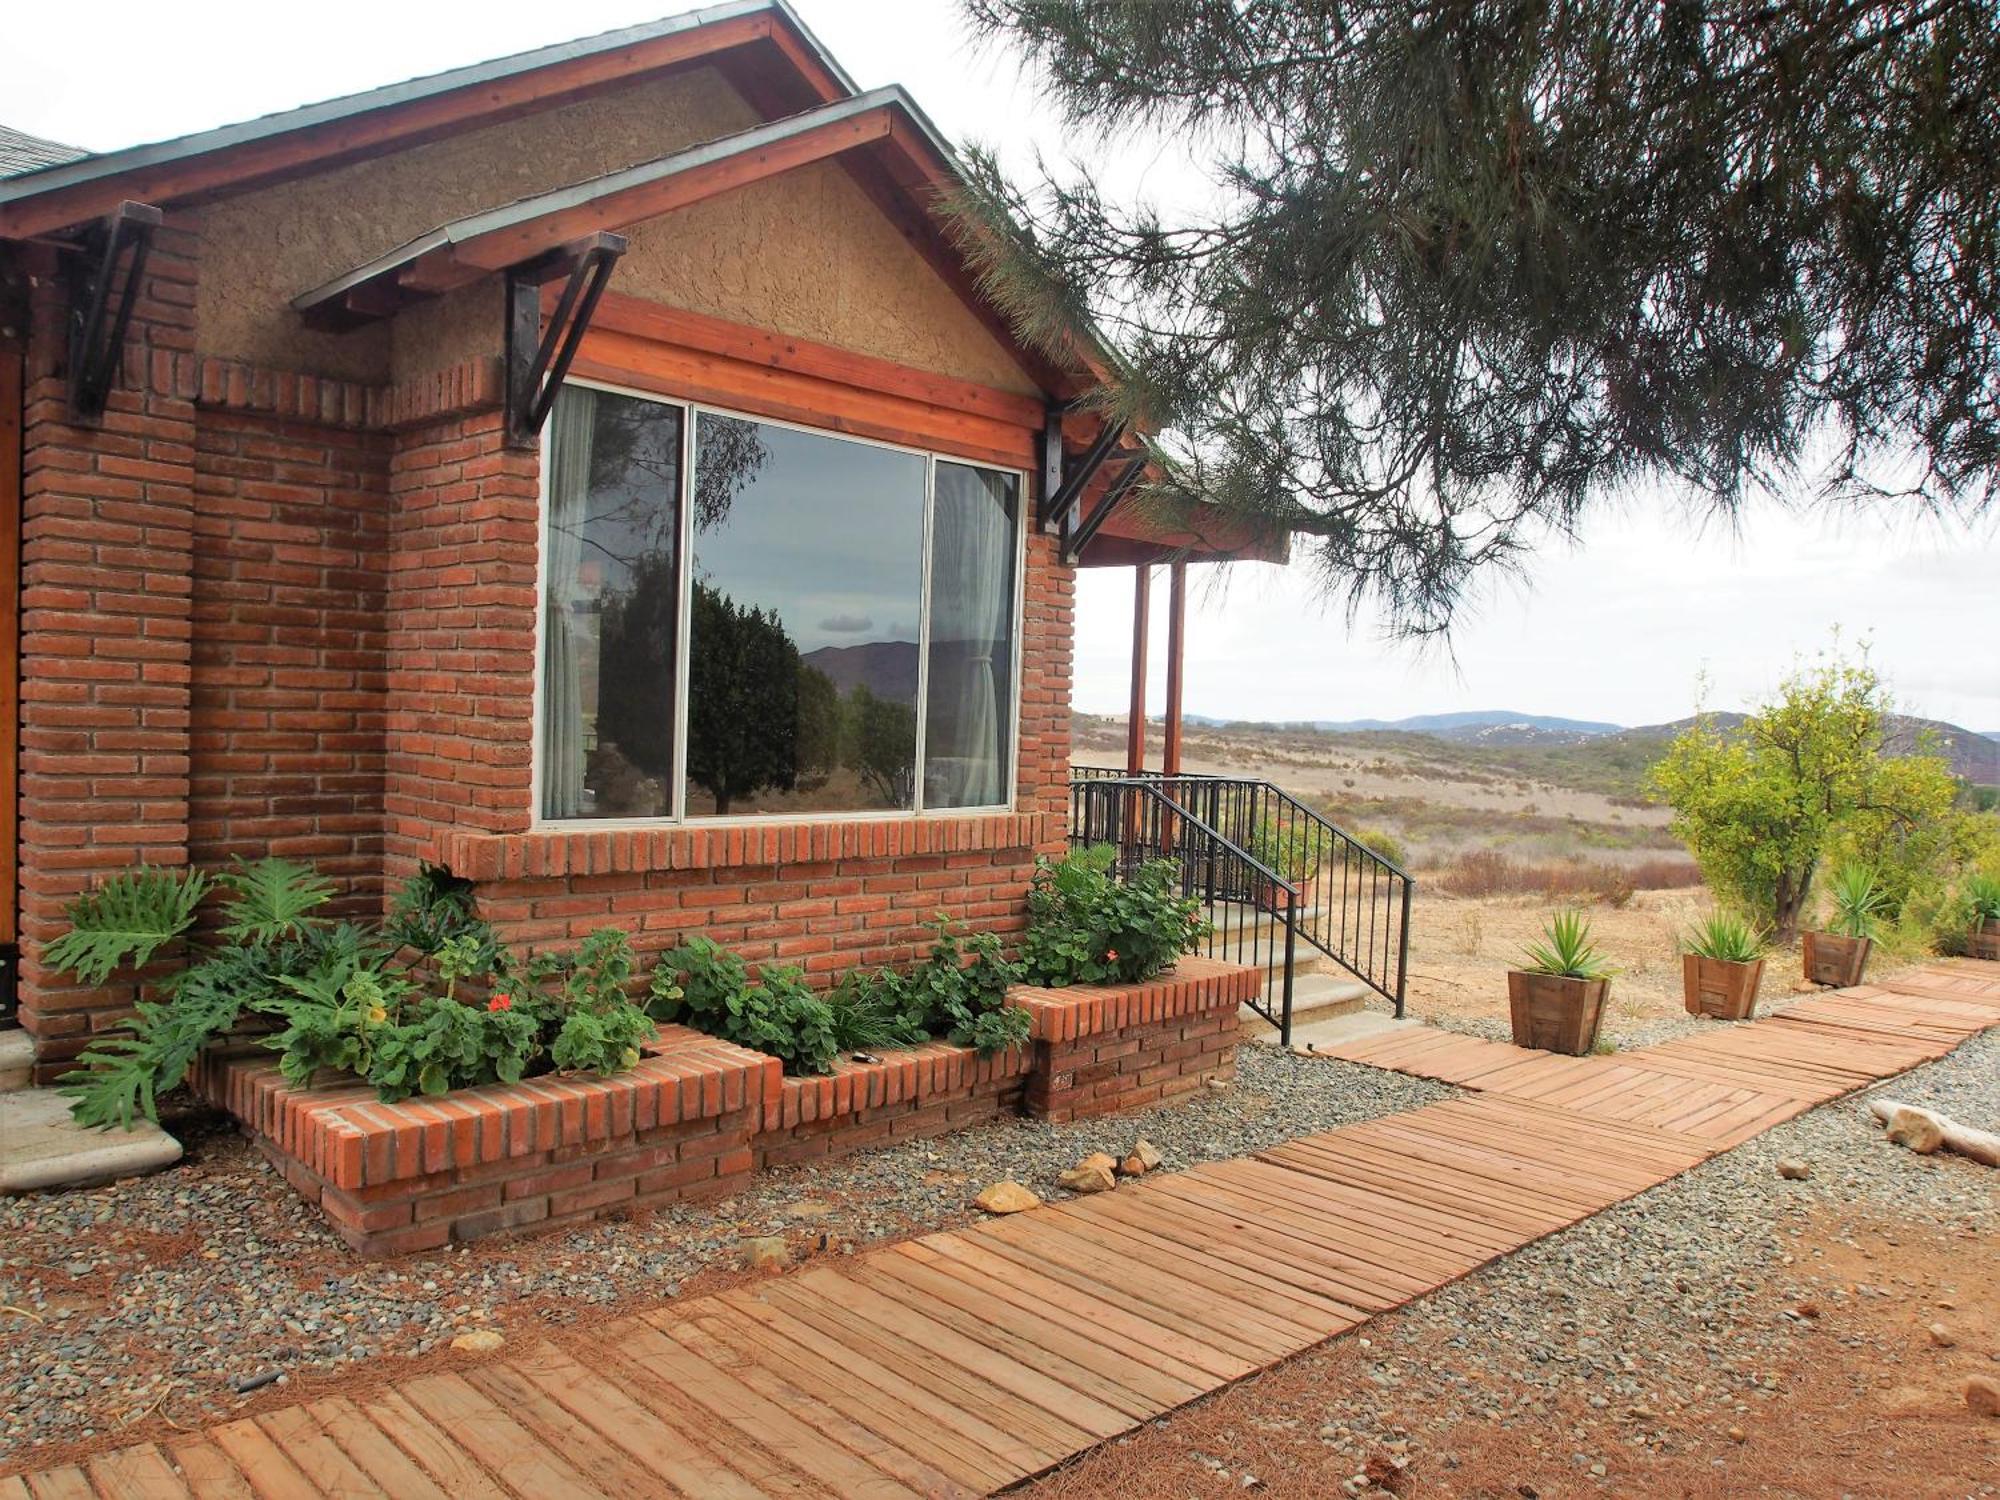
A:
1072;767;1414;1022
1069;776;1302;1042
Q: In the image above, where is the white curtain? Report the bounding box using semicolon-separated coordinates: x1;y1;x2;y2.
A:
928;465;1014;807
540;387;596;819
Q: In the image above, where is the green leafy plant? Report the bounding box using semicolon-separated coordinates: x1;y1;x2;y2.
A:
1962;873;2000;923
649;938;841;1075
42;867;213;985
828;966;930;1051
1824;863;1889;941
1517;910;1613;981
1247;819;1320;883
909;919;1029;1055
54;862;654;1125
1683;912;1765;965
1020;844;1207;987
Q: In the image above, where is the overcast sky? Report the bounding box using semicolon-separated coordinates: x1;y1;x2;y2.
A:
11;0;1997;732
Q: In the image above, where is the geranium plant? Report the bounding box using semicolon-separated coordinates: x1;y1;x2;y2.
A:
1019;844;1208;986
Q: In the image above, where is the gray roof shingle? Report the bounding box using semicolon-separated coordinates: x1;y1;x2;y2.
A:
0;123;89;180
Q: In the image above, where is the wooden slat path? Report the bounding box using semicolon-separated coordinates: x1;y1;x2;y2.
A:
7;960;1995;1498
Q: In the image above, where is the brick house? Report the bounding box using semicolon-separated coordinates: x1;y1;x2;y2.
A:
0;2;1277;1083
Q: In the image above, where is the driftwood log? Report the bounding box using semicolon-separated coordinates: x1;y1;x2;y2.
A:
1867;1097;2000;1168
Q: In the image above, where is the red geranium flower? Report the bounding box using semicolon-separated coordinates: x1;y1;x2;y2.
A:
1104;949;1119;962
487;994;513;1012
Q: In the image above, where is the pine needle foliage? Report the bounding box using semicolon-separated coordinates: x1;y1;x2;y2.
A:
950;0;2000;635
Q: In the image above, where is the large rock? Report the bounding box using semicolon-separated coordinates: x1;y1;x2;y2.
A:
450;1329;506;1354
1965;1376;2000;1419
1119;1139;1164;1177
1886;1108;1946;1154
1775;1158;1812;1181
1059;1163;1117;1195
1077;1151;1119;1176
741;1235;790;1272
974;1181;1040;1215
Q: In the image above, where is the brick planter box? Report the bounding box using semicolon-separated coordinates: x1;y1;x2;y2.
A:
756;1041;1032;1169
196;959;1255;1253
192;1026;774;1256
1008;956;1258;1122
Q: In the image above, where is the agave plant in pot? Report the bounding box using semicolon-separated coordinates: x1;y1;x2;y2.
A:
1963;874;2000;961
1246;817;1321;914
1681;912;1766;1020
1802;864;1885;987
1507;910;1614;1055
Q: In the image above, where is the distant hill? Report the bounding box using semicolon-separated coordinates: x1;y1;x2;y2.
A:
801;641;917;702
1304;710;1623;739
1167;708;1999;789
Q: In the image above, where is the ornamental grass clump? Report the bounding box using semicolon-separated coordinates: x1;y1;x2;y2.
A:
52;861;657;1127
1019;844;1208;987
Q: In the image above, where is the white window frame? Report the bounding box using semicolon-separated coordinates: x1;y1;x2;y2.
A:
530;375;1028;829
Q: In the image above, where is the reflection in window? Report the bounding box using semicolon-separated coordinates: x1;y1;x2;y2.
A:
925;463;1018;809
684;414;926;816
540;386;682;819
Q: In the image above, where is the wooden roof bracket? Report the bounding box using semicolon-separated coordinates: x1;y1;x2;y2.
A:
66;200;163;420
1039;413;1125;536
504;231;625;449
1064;454;1147;564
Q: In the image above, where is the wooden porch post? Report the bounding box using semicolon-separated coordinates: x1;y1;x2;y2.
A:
1125;563;1149;774
1162;560;1186;778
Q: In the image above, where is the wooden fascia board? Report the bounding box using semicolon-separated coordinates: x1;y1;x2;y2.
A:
583;293;1049;430
0;10;792;240
390;105;897;298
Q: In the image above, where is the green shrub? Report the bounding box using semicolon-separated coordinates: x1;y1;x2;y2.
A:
1247;818;1320;881
648;937;840;1076
673;917;1031;1069
1350;826;1408;870
53;860;657;1126
1020;844;1207;987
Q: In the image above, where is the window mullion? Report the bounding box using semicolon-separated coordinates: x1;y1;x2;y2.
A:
672;402;695;823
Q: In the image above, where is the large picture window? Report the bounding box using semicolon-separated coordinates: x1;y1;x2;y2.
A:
537;383;1022;823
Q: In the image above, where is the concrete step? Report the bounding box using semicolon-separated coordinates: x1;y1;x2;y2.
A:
1239;972;1372;1042
1285;1011;1428;1056
0;1089;183;1194
0;1028;32;1093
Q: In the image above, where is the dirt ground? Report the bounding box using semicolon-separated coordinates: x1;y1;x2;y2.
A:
1021;1207;2000;1499
1398;888;1874;1049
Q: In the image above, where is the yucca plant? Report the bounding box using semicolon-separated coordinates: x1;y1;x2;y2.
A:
1964;873;2000;923
1825;864;1888;941
1684;912;1764;964
1518;910;1613;980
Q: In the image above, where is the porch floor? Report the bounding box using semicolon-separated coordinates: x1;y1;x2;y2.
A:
6;961;1996;1498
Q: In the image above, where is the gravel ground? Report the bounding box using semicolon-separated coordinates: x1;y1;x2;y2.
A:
0;1046;1449;1463
1032;1027;2000;1497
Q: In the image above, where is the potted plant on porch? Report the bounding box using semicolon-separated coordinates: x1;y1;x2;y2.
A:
1802;863;1885;987
1962;874;2000;961
1246;817;1321;913
1507;910;1613;1055
1681;912;1766;1020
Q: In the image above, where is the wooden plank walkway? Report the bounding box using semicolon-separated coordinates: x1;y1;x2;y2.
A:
7;960;1996;1498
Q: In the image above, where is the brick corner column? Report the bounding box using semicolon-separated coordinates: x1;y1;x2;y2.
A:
17;214;201;1078
1019;530;1074;854
382;401;539;882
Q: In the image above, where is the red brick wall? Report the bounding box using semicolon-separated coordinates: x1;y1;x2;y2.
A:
381;409;540;872
13;263;1078;1066
190;409;391;913
16;217;202;1072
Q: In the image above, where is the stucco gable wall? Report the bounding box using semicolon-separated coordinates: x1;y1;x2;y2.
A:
197;65;761;380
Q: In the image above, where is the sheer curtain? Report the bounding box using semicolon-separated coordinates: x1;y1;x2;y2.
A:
540;387;596;819
927;464;1016;808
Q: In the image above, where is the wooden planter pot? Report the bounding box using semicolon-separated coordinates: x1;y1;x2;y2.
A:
1970;917;2000;962
1802;931;1871;987
1507;970;1608;1056
1682;954;1765;1020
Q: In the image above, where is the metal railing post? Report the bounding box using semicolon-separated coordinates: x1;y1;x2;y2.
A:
1395;877;1413;1018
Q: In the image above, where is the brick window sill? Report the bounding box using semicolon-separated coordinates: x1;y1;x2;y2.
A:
431;810;1057;881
